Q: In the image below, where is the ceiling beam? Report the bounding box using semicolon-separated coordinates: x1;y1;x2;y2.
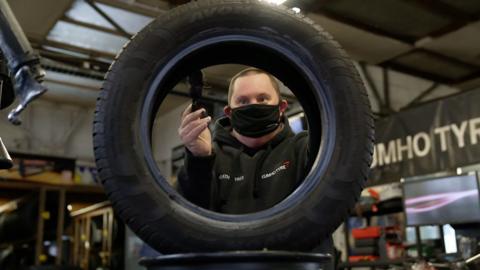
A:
43;78;101;91
93;0;166;17
325;12;417;44
86;0;131;38
312;0;480;45
358;62;386;112
401;83;440;110
38;39;117;60
457;70;480;84
382;62;452;84
411;1;476;40
39;49;110;69
380;48;480;84
61;15;132;37
382;67;392;112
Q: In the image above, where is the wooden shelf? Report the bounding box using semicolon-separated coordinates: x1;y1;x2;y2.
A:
0;177;105;194
70;201;111;217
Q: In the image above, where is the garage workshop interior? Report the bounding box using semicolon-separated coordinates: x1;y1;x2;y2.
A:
1;0;480;269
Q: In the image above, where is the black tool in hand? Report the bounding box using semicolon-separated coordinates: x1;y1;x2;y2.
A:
188;70;206;117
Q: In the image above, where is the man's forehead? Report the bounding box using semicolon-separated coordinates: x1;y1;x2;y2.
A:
232;73;276;95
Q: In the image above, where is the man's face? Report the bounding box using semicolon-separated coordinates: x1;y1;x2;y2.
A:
229;73;280;109
223;72;289;138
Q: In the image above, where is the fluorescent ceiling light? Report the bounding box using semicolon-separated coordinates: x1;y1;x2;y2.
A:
291;7;301;13
264;0;287;5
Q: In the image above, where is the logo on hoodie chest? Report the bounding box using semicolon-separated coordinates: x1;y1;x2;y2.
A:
261;160;291;180
218;174;245;182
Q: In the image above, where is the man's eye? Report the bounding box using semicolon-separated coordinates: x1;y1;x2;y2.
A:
238;99;248;105
258;96;268;103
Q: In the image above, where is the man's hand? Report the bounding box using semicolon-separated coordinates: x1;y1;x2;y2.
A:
178;104;212;156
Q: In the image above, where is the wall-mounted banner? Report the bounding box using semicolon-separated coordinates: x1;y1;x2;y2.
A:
369;88;480;185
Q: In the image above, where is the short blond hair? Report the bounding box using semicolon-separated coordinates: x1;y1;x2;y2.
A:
227;68;280;105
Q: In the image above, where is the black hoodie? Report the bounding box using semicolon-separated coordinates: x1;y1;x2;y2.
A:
178;116;309;214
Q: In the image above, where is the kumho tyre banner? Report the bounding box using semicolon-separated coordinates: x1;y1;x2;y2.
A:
370;88;480;185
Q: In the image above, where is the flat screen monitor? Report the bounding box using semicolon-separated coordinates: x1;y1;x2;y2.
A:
403;174;480;226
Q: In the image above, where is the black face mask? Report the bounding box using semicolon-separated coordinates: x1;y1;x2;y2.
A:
230;104;281;138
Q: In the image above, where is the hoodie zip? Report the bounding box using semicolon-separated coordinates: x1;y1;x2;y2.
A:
252;144;272;198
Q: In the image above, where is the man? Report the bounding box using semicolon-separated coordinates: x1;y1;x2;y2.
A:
177;68;336;268
177;67;309;213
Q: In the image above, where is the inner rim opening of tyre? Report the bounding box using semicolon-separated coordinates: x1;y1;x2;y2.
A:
141;38;334;220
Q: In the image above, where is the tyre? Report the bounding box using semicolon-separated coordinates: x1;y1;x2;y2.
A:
94;0;374;253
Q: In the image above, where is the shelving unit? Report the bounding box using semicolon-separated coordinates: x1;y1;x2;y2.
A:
340;198;405;269
71;201;113;270
0;177;106;267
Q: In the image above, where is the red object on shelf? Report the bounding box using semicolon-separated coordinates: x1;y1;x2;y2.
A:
352;226;381;239
386;242;404;260
349;255;379;262
367;188;380;200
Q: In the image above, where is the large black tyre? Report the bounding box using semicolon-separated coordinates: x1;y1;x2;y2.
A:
94;0;374;253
